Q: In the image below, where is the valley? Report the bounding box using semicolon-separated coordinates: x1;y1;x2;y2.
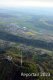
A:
0;9;53;80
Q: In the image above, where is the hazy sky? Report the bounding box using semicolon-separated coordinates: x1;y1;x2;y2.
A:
0;0;53;8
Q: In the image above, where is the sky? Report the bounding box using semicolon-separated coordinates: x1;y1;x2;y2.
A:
0;0;53;8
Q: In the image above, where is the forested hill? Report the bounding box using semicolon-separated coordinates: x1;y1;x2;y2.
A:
0;31;53;51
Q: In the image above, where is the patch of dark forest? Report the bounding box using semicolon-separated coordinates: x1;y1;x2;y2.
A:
0;31;53;51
